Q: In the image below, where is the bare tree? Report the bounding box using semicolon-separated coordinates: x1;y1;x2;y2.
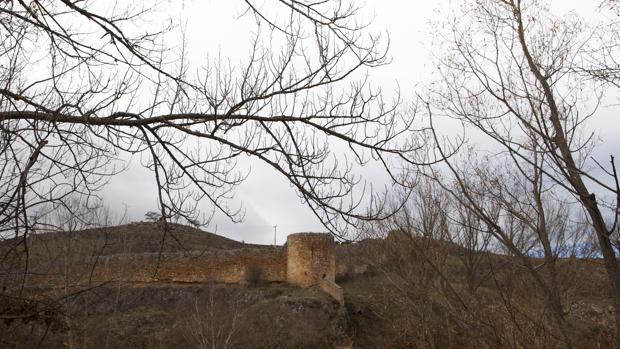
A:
0;0;429;325
581;1;620;87
424;0;620;346
182;283;241;349
357;170;601;347
446;181;493;293
0;0;423;240
438;155;588;347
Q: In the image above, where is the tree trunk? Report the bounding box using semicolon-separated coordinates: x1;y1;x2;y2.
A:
512;3;620;345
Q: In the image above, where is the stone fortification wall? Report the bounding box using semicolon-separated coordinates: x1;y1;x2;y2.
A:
286;233;335;288
26;232;343;304
30;247;287;286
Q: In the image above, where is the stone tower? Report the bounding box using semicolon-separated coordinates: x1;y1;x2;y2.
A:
286;233;335;287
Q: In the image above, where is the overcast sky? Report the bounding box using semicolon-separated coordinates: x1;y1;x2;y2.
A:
100;0;620;245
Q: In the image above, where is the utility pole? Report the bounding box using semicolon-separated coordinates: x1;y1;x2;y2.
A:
273;225;277;246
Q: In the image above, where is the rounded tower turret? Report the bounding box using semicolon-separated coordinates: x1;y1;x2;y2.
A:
286;233;335;287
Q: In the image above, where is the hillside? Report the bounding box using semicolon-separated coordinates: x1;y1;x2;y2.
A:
18;222;246;255
0;223;617;348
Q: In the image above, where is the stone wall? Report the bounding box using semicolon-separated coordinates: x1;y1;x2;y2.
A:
27;232;343;303
30;247;287;286
318;278;344;305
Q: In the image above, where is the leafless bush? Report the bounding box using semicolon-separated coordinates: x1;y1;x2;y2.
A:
179;283;242;349
356;173;608;348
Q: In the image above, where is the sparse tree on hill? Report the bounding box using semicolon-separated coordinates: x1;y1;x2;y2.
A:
144;211;162;223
